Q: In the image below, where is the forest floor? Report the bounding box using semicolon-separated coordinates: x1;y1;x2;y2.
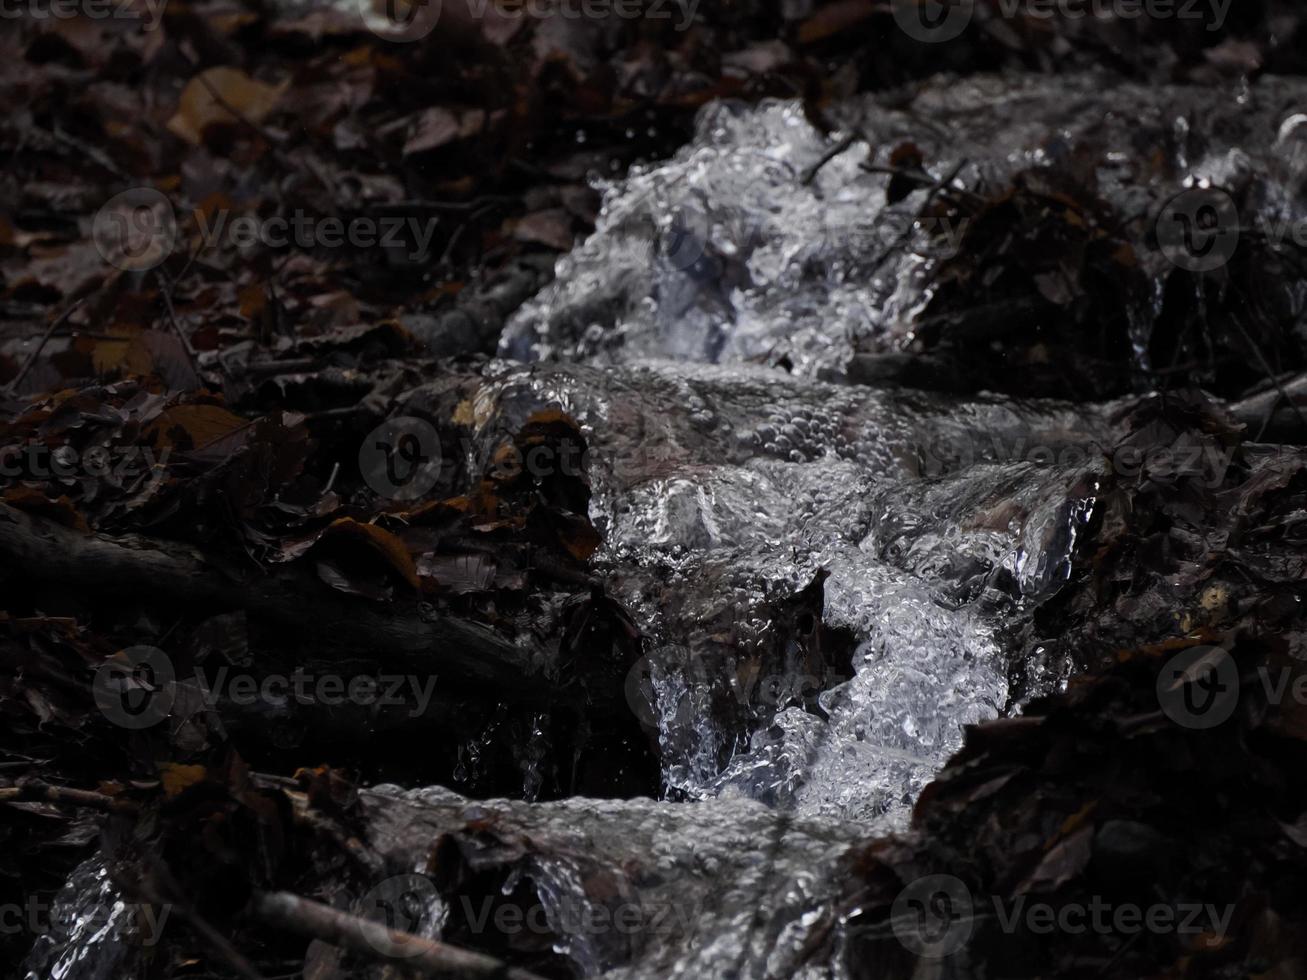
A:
3;2;1307;978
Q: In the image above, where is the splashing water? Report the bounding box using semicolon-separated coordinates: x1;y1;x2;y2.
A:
488;72;1307;833
459;359;1108;825
22;859;137;980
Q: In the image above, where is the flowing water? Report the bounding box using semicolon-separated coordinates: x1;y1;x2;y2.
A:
455;358;1110;824
31;69;1307;978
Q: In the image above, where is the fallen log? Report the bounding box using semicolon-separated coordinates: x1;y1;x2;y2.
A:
0;502;573;710
1230;371;1307;441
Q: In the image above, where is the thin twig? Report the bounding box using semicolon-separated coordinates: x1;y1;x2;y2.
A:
197;73;286;149
253;890;547;980
1230;319;1307;433
196;74;332;197
49;127;130;181
0;779;139;814
170;903;268;980
870;158;970;270
860;162;986;206
5;296;87;395
129;856;267;980
155;269;205;382
440;204;498;267
801;131;859;186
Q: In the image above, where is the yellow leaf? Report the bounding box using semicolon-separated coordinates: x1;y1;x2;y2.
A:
88;327;154;377
159;763;207;798
167;67;288;146
452;399;477;427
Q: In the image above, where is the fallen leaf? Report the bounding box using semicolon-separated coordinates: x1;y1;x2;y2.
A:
323;518;421;591
1;487;90;532
402;107;485;157
167;67;288;146
513;209;574;251
160;763;207;798
798;0;877;44
147;404;249;450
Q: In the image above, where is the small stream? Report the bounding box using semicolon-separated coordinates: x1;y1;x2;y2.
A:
29;70;1307;978
459;358;1107;824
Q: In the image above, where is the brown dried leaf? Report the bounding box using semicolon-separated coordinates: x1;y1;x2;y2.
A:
402;107;485;157
148;404;249;450
1;487;89;532
160;763;207;798
798;0;877;44
323;518;421;591
1015;824;1094;895
167;67;288;146
513;209;574;251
